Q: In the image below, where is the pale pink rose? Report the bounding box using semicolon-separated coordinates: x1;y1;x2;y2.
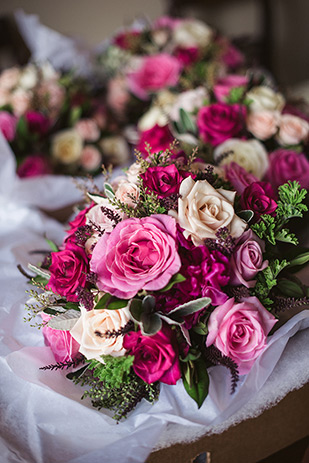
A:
169;176;247;245
0;67;20;90
10;89;31;116
246;110;280;140
80;145;102;171
277;114;309;146
0;111;17;141
107;76;130;117
206;297;277;374
41;313;80;363
115;181;140;208
127;54;182;100
70;305;131;362
126;162;142;184
213;75;248;102
75;119;100;142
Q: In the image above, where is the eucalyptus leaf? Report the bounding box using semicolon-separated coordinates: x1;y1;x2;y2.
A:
140;313;162;336
142;295;156;313
169;297;211;318
47;309;81;331
28;264;50;280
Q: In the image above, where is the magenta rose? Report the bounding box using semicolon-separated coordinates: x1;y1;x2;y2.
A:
128;53;182;100
123;324;181;385
197;103;246;146
224;162;258;194
90;215;181;299
47;246;89;302
0;111;17;141
114;30;141;50
230;229;268;288
41;313;80;363
213;75;248;102
137;124;174;158
140;164;190;198
206;297;277;374
241;181;277;222
221;42;245;70
63;204;94;247
25;111;50;135
174;47;199;67
17;155;51;178
265;149;309;190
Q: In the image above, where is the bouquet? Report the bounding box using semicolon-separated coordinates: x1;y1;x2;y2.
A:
0;62;130;177
23;144;309;420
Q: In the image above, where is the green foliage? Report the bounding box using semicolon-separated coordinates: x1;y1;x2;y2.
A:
89;356;134;389
253;259;289;308
181;357;209;409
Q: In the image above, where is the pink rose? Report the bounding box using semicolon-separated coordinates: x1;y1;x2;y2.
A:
75;119;100;142
277;114;309;146
213;75;248;102
246;110;279;140
41;313;80;363
80;145;102;171
0;111;17;141
197;103;246;146
230;229;268;288
25;111;50;135
17;155;51;178
224;162;258;194
137;124;174;157
265;148;309;190
206;297;277;374
107;76;130;117
174;47;199;67
90;215;181;299
47;246;89;302
123;324;181;385
128;54;182;100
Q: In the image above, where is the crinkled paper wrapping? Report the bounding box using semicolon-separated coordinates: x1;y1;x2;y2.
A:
0;130;309;463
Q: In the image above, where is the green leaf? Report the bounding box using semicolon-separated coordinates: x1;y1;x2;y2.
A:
16;116;29;139
64;302;80;311
69;106;82;126
45;238;59;252
140;313;162;336
181;357;209;409
94;292;111;310
168;297;211;319
107;299;128;310
28;263;50;280
226;86;246;104
87;192;106;204
179;108;197;134
238;210;254;223
31;275;49;286
288;251;309;268
277;280;304;298
192;322;208;336
172;120;185;135
159;273;186;292
129;298;143;322
47;309;81;330
104;183;115;200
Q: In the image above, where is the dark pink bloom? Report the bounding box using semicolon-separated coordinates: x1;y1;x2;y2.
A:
90;215;181;299
137;124;174;157
206;297;277;374
213;75;248;102
197;103;246;146
17;155;51;178
47;246;89;302
174;47;199;67
0;111;17;141
241;181;277;222
128;53;182;100
153;16;182;29
123;324;181;385
221;42;245;70
63;204;94;247
113;30;141;50
140;164;189;198
224;162;258;194
25;111;50;135
265;149;309;190
41;313;80;363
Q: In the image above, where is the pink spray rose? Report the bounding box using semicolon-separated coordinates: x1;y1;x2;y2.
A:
17;155;51;178
128;53;182;100
197;103;246;146
224;162;258;195
213;75;248;102
230;229;268;288
265;148;309;190
0;111;17;141
25;111;50;135
137;124;174;157
41;313;80;363
206;297;277;374
241;181;277;222
123;324;181;385
90;214;181;299
47;245;89;302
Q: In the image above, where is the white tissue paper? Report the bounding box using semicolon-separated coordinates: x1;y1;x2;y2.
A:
0;127;309;463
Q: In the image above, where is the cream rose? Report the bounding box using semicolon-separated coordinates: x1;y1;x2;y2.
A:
169;176;246;245
214;138;269;179
70;305;131;362
246;110;280;140
19;65;38;90
173;19;213;48
138;105;168;131
51;129;83;164
100;135;130;165
277;114;309;146
247;86;285;112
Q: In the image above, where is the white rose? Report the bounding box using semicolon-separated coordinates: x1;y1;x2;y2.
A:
169;87;208;121
138;105;168;131
214;138;269;179
247;86;285;112
19;64;38;90
70;305;131;362
173;19;213;48
169;176;246;245
100;136;130;165
277;114;309;146
51;129;83;164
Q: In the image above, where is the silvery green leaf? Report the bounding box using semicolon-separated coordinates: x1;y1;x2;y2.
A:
158;314;183;326
140;313;162;336
47;309;81;331
168;297;211;318
177;133;199;145
179;108;197;134
129;299;143;322
238;210;254;223
180;326;191;346
28;264;50;280
142;295;156;313
104;183;115;200
87;192;107;205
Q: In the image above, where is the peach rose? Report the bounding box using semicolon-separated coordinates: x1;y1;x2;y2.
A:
51;129;83;164
246;110;280;140
70;305;131;362
75;119;100;142
170;176;246;245
277;114;309;146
